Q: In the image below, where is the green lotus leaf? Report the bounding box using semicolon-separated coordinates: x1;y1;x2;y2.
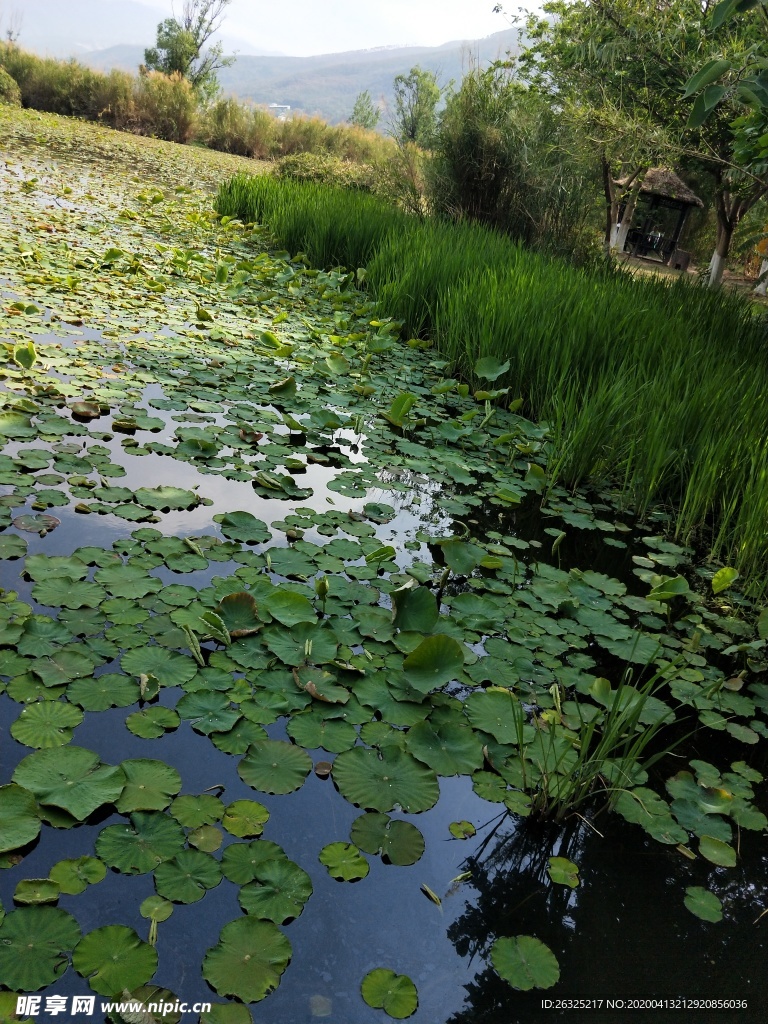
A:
170;794;224;828
12;514;60;536
200;1004;253;1024
261;619;338;666
94;564;163;599
126;706;180;739
221;840;286;884
294;666;350;705
73;925;158;997
699;835;737;867
474;355;511;381
238;740;312;795
332;746;439;813
68;673;140;711
10;700;83;748
32;577;104;609
286;712;357;753
465;689;524;744
353;604;395;642
439;539;484;576
221;800;270;839
175;691;241;735
491;935;560;991
263;589;317;626
363;501;396;524
405;720;483;776
684;886;723;923
350;813;425;866
13;878;60;905
361;968;418;1019
49;856;106;895
0;784;41;852
116;759;182;813
188;825;223;853
215;592;260;637
0;534;27;559
318;842;369;882
548;857;579;888
0;411;36;437
392;584;438;634
96;812;185;874
31;649;95;687
121;647;198;688
154;849;222;904
401;635;464;693
211;718;267;754
134;486;200;511
214;511;271;544
140;895;174;923
448;820;476;840
0;907;81;991
239;857;313;922
13;747;125;821
17;615;73;657
106;985;181;1024
202;918;292;1003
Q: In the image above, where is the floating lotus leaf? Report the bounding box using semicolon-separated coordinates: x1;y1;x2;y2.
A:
392;585;438;634
465;689;523;745
121;647;198;688
189;825;223;853
238;740;312;795
13;878;60;905
332;746;439;813
49;856;106;895
0;907;81;991
221;800;270;839
318;842;369;882
154;849;222;904
215;592;260;638
10;700;83;748
363;501;396;524
449;820;476;840
0;411;36;437
0;534;26;559
405;720;483;776
548;857;579;888
221;840;286;885
214;511;271;544
126;706;180;739
32;577;102;608
491;935;560;991
140;895;174;923
116;759;182;813
202;918;292;1003
17;615;73;657
134;486;200;511
169;794;224;828
176;691;241;735
13;746;125;821
211;719;267;755
73;925;158;997
0;784;40;852
94;564;163;599
401;635;464;693
200;1004;253;1024
263;622;338;667
106;985;182;1024
12;513;60;536
439;539;484;576
287;713;357;753
294;666;350;705
31;649;94;687
361;968;418;1019
70;401;101;420
699;835;737;867
684;886;723;923
350;813;425;866
68;674;140;711
474;355;510;381
96;812;185;874
263;589;317;626
238;857;313;922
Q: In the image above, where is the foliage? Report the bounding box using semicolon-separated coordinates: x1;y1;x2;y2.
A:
276;152;378;192
143;0;234;101
391;66;442;146
0;64;19;105
350;89;381;130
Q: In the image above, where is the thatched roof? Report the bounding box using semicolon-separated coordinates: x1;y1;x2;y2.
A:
619;167;704;207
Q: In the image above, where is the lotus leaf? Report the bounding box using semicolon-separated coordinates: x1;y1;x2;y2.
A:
448;820;476;840
96;812;185;874
0;412;36;437
12;514;60;535
350;813;425;866
548;857;579;888
214;511;271;544
73;925;158;997
465;690;524;745
361;968;418;1019
439;540;484;577
684;887;723;923
121;647;198;688
491;935;560;991
140;895;174;923
200;1004;253;1024
215;592;260;637
32;577;104;609
13;878;60;905
154;849;222;904
0;784;40;852
170;794;224;828
17;616;73;657
332;746;439;813
116;759;182;813
319;842;369;882
202;918;292;1003
134;486;200;511
94;564;163;599
238;740;312;795
222;800;270;838
188;824;223;853
0;534;27;559
106;985;182;1024
10;700;83;748
126;706;181;739
176;692;241;735
239;857;313;921
0;907;81;991
405;720;483;776
402;635;464;693
49;856;106;895
699;835;737;867
263;622;338;666
13;747;125;821
30;649;95;687
68;673;140;711
286;712;357;753
474;355;510;381
392;584;438;634
263;589;317;626
221;840;286;884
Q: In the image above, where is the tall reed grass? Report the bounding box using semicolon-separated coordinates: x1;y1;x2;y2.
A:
216;173;768;580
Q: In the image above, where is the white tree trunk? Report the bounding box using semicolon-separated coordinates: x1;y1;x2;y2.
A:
614;216;633;253
707;250;726;288
755;258;768;296
609;222;620;249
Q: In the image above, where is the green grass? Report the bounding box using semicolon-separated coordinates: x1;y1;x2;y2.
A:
215;173;768;582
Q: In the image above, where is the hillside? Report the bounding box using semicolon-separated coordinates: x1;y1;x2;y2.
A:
83;28;520;124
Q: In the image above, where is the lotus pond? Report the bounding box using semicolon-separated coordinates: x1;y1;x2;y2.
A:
0;107;767;1024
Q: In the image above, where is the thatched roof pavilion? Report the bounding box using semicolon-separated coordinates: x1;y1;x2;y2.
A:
618;168;703;264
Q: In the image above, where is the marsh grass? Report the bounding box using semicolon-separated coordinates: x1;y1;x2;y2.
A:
216;174;768;580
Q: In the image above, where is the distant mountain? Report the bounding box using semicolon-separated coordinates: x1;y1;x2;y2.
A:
82;29;521;125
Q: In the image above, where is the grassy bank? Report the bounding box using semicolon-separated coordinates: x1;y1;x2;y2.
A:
216;173;768;580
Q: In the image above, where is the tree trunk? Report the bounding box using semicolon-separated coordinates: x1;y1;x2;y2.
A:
613;179;643;253
755;258;768;296
601;156;618;252
707;222;733;288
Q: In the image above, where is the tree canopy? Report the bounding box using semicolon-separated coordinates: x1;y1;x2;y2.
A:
144;0;234;101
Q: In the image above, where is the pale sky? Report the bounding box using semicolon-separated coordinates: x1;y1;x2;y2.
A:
120;0;516;57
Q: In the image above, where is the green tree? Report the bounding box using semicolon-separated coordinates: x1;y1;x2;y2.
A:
144;0;234;101
349;90;380;130
391;66;442;146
